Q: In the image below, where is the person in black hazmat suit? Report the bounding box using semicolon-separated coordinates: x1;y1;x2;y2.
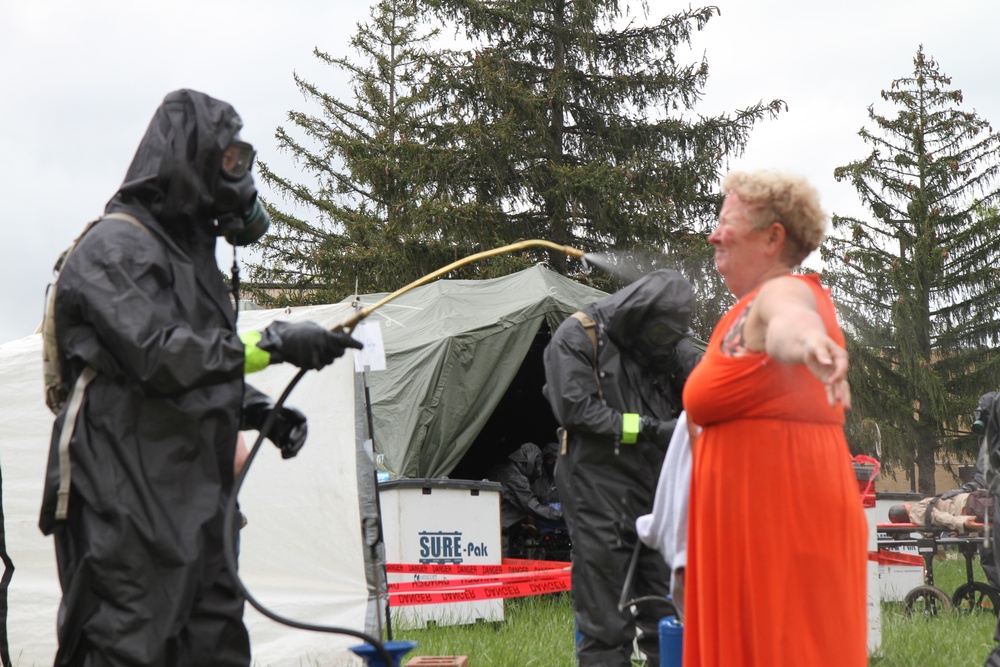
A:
543;269;701;667
944;392;1000;586
970;391;1000;667
37;90;362;667
497;442;564;556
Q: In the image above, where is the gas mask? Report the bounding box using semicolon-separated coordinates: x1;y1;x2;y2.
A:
212;140;270;246
974;406;990;435
632;315;684;368
974;392;998;435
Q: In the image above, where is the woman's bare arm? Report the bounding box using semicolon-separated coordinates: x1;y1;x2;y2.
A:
746;276;851;408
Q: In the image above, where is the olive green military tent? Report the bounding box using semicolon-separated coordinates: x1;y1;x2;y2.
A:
346;264;607;480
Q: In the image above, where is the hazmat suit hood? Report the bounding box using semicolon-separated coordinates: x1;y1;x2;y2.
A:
974;391;999;438
978;391;999;417
508;442;543;479
587;269;694;368
111;89;244;242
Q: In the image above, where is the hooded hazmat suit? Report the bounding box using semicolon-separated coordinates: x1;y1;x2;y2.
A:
498;442;563;533
979;391;1000;667
39;90;267;667
543;269;701;667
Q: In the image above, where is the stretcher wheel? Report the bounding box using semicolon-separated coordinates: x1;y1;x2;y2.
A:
952;582;1000;616
904;585;952;617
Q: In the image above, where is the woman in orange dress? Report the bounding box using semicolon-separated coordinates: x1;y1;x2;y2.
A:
682;171;868;666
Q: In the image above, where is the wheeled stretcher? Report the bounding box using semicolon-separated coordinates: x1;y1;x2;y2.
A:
876;523;999;616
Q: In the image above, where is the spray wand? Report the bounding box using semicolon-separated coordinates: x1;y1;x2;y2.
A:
223;239;587;665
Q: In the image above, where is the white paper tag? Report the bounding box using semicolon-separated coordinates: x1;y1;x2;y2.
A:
353;320;387;372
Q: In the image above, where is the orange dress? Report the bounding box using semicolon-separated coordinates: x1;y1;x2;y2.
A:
682;274;868;667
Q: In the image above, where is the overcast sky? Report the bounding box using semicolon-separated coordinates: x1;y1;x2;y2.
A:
2;1;998;346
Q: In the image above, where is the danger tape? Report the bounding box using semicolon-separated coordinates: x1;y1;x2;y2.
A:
387;558;571;606
386;558;569;576
389;569;567;593
390;575;571;606
868;549;923;566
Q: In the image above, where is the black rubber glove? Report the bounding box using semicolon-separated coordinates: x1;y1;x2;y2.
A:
259;320;363;370
242;386;309;459
267;406;308;459
639;416;677;447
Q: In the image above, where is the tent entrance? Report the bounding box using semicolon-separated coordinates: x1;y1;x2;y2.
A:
449;323;559;482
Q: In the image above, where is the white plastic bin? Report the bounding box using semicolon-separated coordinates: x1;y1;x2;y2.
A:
379;478;504;629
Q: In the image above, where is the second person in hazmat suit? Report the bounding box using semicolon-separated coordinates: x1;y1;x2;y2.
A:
497;442;564;556
543;269;701;667
975;390;1000;667
38;89;361;667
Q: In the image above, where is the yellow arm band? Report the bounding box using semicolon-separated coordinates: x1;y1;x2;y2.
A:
241;330;271;374
621;413;640;444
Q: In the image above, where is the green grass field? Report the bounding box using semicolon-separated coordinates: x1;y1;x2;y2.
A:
388;554;999;667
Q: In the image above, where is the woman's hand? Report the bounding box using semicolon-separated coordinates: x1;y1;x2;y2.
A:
802;329;852;409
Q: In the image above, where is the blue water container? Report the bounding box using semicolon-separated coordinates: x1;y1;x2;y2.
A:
659;616;683;667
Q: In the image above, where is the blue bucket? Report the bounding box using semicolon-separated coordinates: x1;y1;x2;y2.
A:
659;616;682;667
348;640;418;667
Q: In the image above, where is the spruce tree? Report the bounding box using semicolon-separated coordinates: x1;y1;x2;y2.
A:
247;0;470;304
824;47;1000;494
424;0;783;299
248;0;782;320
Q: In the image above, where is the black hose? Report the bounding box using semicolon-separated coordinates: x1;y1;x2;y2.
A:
222;367;395;667
617;540;642;612
620;595;679;618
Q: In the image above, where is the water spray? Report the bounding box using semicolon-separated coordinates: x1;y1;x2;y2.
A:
578;248;675;287
224;239;588;665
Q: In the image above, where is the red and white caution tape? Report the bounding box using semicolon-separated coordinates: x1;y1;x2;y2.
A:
387;558;571;606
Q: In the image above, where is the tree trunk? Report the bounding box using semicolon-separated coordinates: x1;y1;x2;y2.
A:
915;435;937;496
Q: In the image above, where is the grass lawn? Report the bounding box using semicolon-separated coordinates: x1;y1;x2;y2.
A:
388;554;999;666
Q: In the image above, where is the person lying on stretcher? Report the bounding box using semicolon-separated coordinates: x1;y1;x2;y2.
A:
887;489;991;534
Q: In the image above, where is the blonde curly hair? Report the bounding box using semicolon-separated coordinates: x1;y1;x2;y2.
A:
721;171;828;266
